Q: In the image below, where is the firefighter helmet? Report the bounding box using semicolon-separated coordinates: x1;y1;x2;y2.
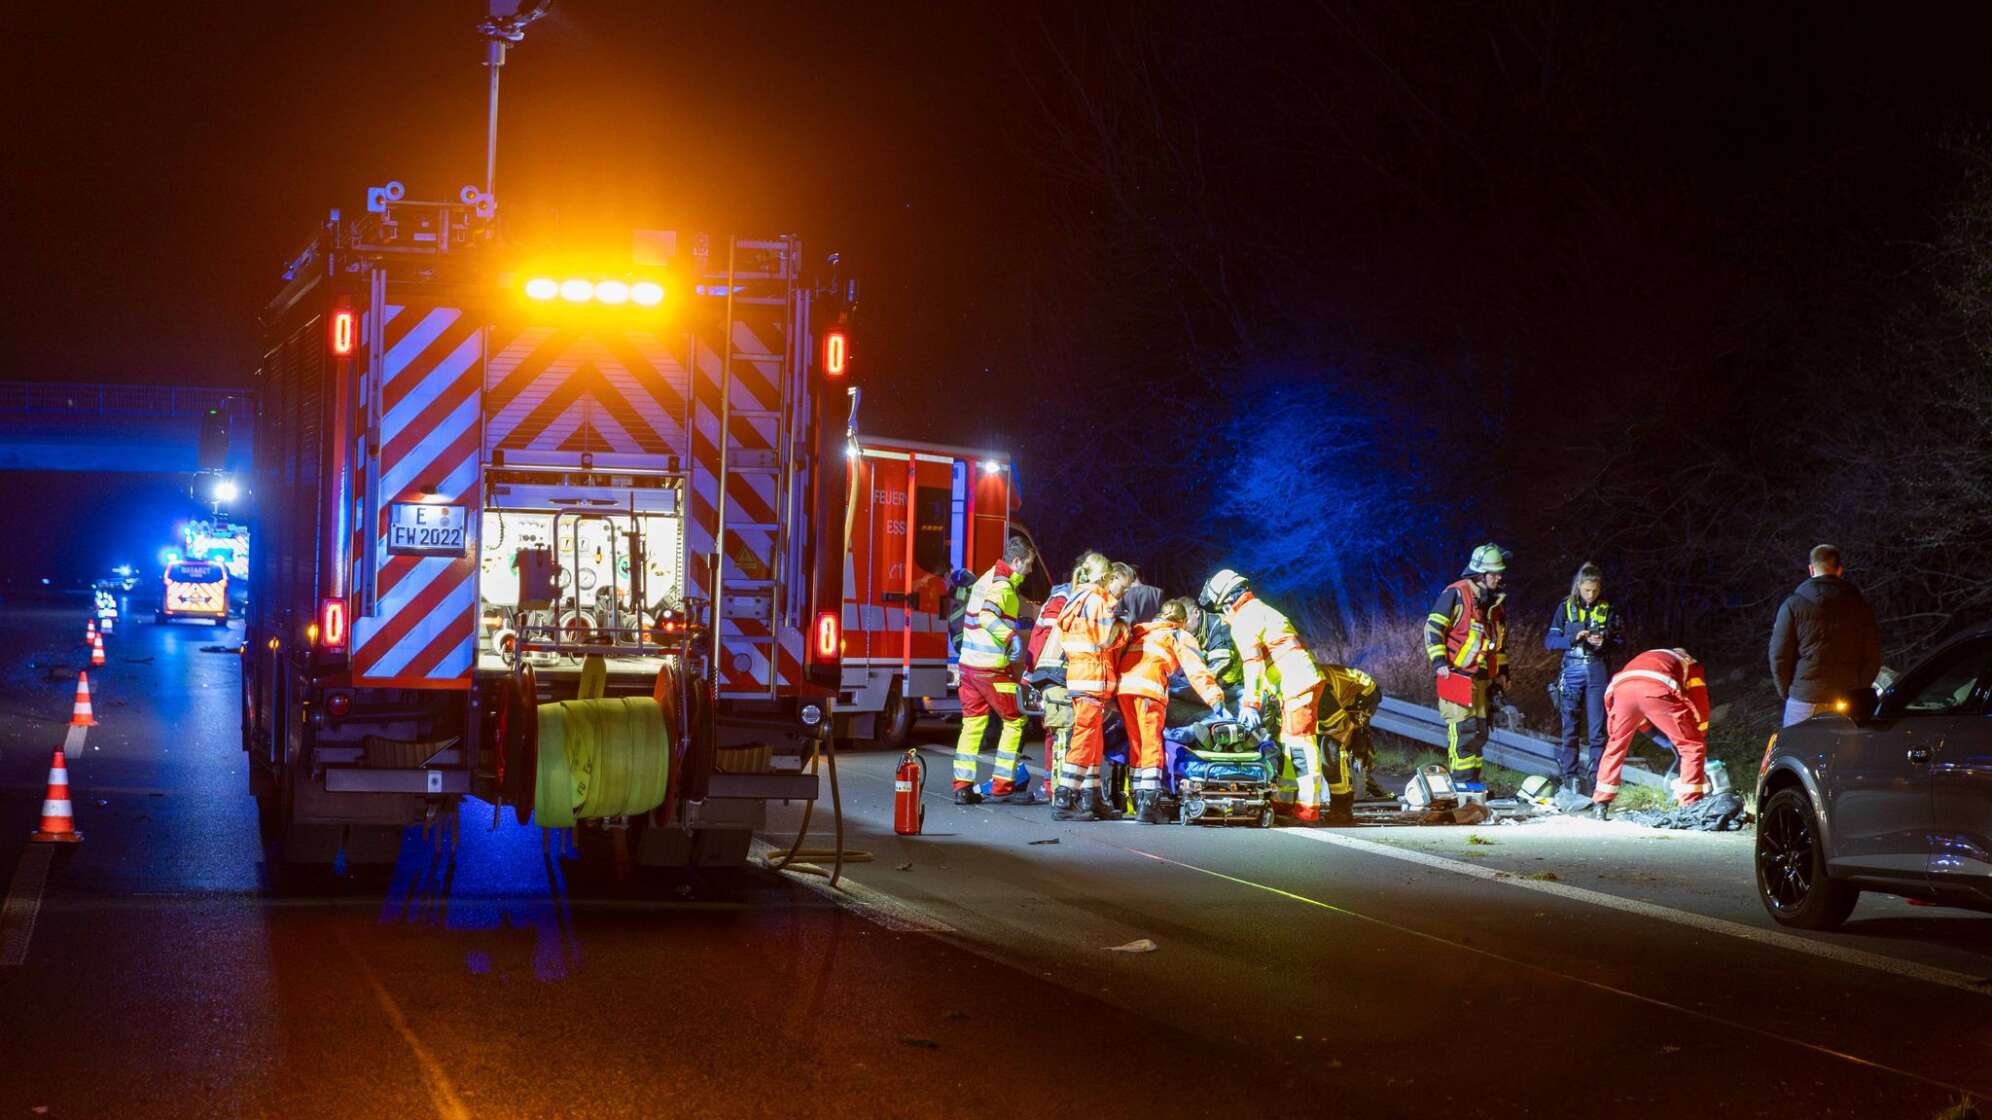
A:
1465;543;1510;576
1198;569;1249;609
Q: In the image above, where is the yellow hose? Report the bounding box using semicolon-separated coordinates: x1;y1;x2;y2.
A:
537;695;673;824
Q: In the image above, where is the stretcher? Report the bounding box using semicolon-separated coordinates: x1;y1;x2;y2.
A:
1163;718;1279;828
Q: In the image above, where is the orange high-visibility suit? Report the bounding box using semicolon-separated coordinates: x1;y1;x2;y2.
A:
1055;586;1125;801
1227;592;1340;813
1596;648;1711;806
1117;621;1225;795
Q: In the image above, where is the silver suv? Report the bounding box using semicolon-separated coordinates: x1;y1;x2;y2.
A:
1754;629;1992;930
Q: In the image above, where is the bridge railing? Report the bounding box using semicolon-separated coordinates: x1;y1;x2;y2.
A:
0;382;255;422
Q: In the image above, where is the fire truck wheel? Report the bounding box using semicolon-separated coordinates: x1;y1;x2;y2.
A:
875;684;913;750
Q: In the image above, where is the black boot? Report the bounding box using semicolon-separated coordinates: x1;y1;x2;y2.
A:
953;785;984;806
1090;789;1121;820
1589;800;1612;821
1324;792;1357;826
1051;787;1090;821
1135;790;1170;825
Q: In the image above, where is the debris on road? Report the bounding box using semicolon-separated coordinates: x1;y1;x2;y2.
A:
896;862;913;871
1027;838;1059;845
1526;871;1560;881
1466;834;1492;845
1106;938;1158;953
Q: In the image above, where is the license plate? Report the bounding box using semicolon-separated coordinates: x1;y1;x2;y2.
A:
387;502;469;556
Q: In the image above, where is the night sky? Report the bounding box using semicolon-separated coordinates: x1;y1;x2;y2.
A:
9;3;1992;641
8;4;1991;420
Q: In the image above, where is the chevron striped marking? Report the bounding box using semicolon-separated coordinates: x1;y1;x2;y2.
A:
352;304;482;688
484;326;688;460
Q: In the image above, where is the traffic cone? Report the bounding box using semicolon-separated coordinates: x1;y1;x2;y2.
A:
85;618;97;644
90;632;105;667
68;672;96;727
30;747;82;843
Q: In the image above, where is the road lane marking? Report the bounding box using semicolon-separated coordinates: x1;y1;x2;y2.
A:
1119;843;1990;1099
1284;828;1992;998
336;929;472;1120
751;841;955;934
0;844;53;967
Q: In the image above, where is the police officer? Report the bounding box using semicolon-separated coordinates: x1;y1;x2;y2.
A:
1544;562;1623;796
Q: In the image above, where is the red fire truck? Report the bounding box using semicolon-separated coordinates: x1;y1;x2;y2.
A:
834;436;1049;747
243;183;846;869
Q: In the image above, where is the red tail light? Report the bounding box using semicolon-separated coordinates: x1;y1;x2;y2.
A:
822;330;848;378
319;598;347;649
812;610;840;662
330;308;357;357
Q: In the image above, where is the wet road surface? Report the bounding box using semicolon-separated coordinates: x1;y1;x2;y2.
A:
3;605;1989;1118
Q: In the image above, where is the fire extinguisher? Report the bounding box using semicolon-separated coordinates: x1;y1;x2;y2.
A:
893;748;925;835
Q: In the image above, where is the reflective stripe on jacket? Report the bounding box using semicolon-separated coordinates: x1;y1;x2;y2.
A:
1544;598;1623;665
1424;578;1507;677
1607;649;1712;732
1028;583;1072;668
1226;592;1322;705
1117;622;1223;705
1057;586;1125;696
958;562;1024;671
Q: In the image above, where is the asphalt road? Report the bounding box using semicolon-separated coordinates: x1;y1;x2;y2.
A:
3;604;1990;1119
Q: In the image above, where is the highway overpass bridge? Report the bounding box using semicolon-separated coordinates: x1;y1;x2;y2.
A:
0;382;254;474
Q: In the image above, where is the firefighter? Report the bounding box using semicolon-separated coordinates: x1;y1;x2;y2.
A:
1543;562;1623;795
1424;543;1511;792
1317;663;1387;800
1052;554;1130;821
1118;598;1226;823
951;537;1037;805
1199;570;1352;825
1592;648;1712;819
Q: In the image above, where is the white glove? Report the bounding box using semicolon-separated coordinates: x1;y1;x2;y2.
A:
1238;706;1263;732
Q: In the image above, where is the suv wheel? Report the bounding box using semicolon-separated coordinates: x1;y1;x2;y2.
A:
1755;788;1859;930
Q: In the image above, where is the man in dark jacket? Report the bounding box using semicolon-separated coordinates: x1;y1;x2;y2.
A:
1769;544;1883;726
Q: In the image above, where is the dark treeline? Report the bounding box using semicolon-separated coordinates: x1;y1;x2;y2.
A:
963;3;1992;691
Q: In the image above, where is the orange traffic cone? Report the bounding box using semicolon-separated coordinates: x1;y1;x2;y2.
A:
30;747;82;843
85;618;97;644
90;632;105;667
68;672;96;727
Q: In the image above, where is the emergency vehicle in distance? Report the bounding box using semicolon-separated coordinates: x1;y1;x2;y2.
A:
242;180;847;869
836;436;1047;747
158;559;230;626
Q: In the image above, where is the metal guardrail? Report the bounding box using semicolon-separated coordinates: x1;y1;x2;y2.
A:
0;382;254;421
1372;696;1666;790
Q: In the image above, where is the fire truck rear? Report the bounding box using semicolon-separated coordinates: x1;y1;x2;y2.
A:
243;185;847;869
